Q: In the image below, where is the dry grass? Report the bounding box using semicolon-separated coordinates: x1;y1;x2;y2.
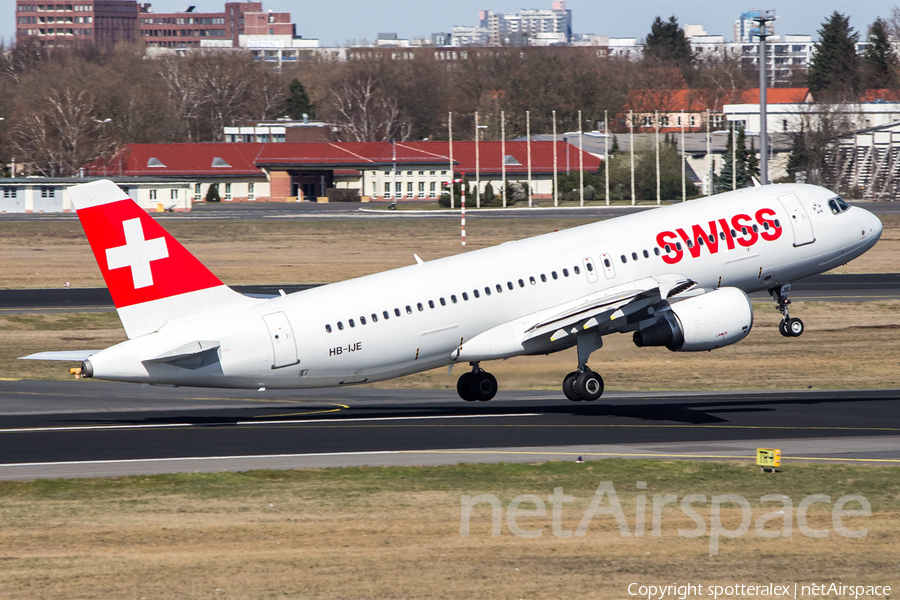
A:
0;462;897;599
0;214;897;289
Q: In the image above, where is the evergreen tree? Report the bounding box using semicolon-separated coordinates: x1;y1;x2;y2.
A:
483;181;496;205
746;138;760;180
863;18;900;89
610;135;620;155
714;129;735;193
807;12;861;100
644;16;695;80
285;78;315;120
786;126;809;179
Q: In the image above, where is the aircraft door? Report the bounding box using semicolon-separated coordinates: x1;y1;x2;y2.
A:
582;257;599;283
778;193;815;247
262;312;299;369
599;253;616;279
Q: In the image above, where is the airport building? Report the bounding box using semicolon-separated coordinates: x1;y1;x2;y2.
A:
0;177;191;213
80;141;602;204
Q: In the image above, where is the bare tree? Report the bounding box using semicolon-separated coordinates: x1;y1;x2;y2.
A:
11;88;111;176
330;68;412;142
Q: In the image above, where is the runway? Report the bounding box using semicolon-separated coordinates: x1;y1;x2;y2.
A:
0;381;898;479
2;273;899;312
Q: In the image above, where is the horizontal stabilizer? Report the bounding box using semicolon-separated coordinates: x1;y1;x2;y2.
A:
143;340;220;370
19;350;99;361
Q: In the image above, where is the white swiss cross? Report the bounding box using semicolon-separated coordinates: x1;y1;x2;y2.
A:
105;218;169;289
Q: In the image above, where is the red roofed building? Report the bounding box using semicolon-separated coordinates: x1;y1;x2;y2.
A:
621;88;810;134
88;141;602;203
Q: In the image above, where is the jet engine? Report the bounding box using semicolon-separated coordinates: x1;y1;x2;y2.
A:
633;287;753;352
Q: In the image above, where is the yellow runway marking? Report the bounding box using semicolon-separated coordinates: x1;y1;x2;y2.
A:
257;404;349;418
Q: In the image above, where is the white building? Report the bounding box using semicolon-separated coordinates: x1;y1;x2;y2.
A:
0;178;192;213
476;1;571;46
725;101;900;136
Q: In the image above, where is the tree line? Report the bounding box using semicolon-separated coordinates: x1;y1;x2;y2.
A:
0;10;898;187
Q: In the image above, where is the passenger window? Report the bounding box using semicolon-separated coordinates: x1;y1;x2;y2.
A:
741;227;748;235
394;308;401;317
496;284;503;293
621;255;627;263
676;242;683;251
540;274;547;282
384;310;390;319
451;295;458;303
642;250;649;258
551;271;558;280
686;240;693;249
325;324;332;333
665;244;671;252
731;229;737;237
586;263;594;272
349;319;356;328
653;247;660;256
752;225;759;233
428;300;435;308
574;266;581;274
473;289;480;298
529;276;536;285
697;237;704;246
507;281;514;290
720;231;726;240
360;316;366;325
518;279;525;287
369;314;376;323
462;292;469;300
563;269;569;277
338;321;344;330
708;234;715;243
484;287;491;296
406;305;412;314
774;220;781;228
440;297;446;306
763;222;770;230
417;303;424;311
632;252;638;260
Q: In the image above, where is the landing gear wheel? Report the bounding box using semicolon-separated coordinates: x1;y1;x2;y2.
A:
562;371;581;401
778;319;791;337
471;371;498;401
788;317;804;337
574;370;604;401
457;372;476;401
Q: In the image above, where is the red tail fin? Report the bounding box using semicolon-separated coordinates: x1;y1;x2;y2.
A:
70;180;253;338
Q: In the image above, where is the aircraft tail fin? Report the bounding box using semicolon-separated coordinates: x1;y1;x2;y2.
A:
69;180;255;339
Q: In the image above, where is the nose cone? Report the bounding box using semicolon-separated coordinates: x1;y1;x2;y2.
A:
870;211;884;242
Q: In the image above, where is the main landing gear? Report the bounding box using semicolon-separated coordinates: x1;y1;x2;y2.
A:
457;362;498;401
562;368;604;402
771;284;804;338
562;330;605;402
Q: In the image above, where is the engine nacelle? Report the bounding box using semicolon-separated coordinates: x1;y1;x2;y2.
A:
633;287;753;352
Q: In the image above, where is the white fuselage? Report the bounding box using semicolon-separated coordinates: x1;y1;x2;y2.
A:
85;184;882;389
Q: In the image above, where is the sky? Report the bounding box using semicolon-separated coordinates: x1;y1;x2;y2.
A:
1;0;897;47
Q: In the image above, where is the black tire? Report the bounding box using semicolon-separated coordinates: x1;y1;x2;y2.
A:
472;371;498;401
778;319;791;337
457;372;475;401
574;370;604;401
562;371;581;401
788;317;804;337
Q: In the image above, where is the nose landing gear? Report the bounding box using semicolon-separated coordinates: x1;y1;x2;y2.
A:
457;362;498;401
771;284;804;337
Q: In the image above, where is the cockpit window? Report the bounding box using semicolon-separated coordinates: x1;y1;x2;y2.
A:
828;196;851;214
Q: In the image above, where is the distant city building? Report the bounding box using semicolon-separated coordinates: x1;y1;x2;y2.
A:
15;1;301;49
734;10;774;43
451;25;489;47
469;1;571;46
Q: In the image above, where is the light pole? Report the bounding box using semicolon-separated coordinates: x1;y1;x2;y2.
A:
474;113;487;208
752;10;776;185
94;118;112;176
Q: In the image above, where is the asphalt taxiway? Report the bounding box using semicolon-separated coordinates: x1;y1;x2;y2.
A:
0;381;898;479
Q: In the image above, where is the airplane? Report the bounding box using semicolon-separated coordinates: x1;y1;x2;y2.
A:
22;179;882;402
